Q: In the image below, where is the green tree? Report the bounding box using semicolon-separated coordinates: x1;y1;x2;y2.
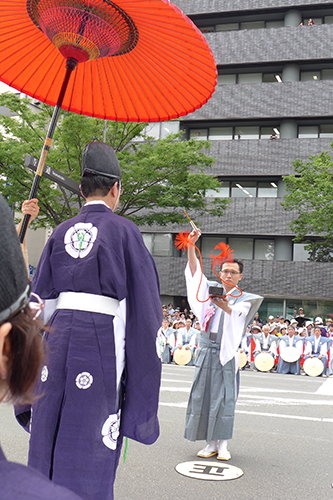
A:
282;148;333;262
0;93;228;228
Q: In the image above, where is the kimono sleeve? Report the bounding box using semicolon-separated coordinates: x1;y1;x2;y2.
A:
220;301;251;366
120;230;162;445
31;235;58;300
185;258;209;325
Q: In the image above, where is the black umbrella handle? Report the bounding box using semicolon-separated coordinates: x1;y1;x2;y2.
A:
18;58;78;243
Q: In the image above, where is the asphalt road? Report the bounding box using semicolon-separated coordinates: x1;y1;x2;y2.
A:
1;365;333;500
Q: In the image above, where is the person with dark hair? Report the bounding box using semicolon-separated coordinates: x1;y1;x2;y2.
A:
304;326;328;376
16;143;162;500
277;325;303;374
183;229;262;461
0;194;82;499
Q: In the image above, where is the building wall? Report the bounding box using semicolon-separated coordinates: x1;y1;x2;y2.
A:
175;0;333;15
184;82;333;120
191;138;332;176
145;0;333;306
155;256;333;299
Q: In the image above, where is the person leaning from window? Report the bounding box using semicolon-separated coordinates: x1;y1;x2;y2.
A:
0;193;82;500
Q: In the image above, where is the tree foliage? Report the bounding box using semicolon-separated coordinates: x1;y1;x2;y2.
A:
282;148;333;262
0;93;228;228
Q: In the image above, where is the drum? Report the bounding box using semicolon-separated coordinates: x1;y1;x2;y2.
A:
254;352;275;372
280;346;300;363
303;357;324;377
174;347;192;365
238;351;248;369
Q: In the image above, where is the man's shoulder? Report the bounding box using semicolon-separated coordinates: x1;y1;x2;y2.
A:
52;206;139;236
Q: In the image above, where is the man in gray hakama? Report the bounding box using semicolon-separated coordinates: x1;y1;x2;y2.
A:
183;229;262;460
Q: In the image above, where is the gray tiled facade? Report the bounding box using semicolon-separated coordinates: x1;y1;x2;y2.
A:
175;0;333;15
192;139;333;177
144;1;333;307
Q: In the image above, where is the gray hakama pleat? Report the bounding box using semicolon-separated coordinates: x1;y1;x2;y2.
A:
184;330;236;442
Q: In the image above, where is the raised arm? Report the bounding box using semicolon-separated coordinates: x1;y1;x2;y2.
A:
16;199;39;274
188;229;201;277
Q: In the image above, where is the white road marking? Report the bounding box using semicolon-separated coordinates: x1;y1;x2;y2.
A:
159;402;188;408
159;402;333;422
315;377;333;396
161;378;192;384
235;410;333;423
160;387;190;393
239;394;333;406
240;387;315;395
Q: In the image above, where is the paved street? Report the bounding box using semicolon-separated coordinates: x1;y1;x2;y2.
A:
1;365;333;499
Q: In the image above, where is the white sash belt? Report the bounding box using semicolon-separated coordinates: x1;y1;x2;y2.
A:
56;292;119;316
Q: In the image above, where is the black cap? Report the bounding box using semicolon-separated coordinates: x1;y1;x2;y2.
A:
0;195;30;324
81;142;121;180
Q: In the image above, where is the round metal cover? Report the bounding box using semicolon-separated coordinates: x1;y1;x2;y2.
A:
175;461;243;481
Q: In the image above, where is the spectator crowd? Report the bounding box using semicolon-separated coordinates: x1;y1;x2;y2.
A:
159;304;333;377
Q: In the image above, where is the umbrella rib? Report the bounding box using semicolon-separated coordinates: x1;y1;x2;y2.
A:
115;55;173;120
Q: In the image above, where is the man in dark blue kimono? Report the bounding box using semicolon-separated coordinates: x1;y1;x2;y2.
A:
17;143;162;500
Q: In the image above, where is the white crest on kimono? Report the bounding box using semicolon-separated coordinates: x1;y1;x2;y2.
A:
41;365;48;382
101;410;121;450
156;329;166;359
64;223;98;259
75;371;93;389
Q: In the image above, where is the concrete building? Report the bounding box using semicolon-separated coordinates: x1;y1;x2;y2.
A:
140;0;333;320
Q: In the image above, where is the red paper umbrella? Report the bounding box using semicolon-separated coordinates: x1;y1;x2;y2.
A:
0;1;216;242
0;1;216;122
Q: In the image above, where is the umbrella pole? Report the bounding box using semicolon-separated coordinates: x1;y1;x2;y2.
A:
19;57;78;243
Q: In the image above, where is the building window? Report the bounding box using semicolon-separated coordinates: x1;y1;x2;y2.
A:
136;121;180;141
153;234;173;257
257;182;278;197
199;26;215;33
216;23;239;32
303;18;322;25
300;71;321;81
266;20;284;29
206;180;279;199
228;238;253;259
240;21;265;30
322;69;333;80
201;236;226;259
293;243;310;262
142;233;153;253
298;126;319;138
234;126;259;140
263;73;282;83
325;16;333;24
189;128;208;141
205;182;230;198
217;74;236;85
231;181;256;198
209;127;233;140
319;124;333;138
260;127;280;139
161;121;180;138
142;233;173;257
254;240;275;260
238;73;262;84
